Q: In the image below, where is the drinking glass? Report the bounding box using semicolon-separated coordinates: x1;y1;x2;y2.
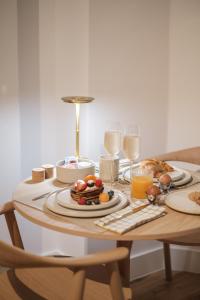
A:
104;121;122;156
131;168;153;199
103;122;121;183
123;124;140;182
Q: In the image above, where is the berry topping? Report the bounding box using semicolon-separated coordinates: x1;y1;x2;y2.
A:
87;180;95;187
84;175;97;183
95;178;103;187
99;192;109;202
74;180;87;192
108;190;114;196
78;197;86;205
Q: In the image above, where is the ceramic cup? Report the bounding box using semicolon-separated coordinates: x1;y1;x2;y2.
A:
99;155;119;182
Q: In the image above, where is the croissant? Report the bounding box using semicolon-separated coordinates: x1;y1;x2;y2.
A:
141;159;174;177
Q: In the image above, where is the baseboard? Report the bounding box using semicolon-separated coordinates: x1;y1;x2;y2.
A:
42;246;200;281
130;247;164;280
170;246;200;273
130;245;200;281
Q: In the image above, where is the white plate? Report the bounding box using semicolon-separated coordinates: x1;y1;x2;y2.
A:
123;167;191;187
56;188;119;211
172;169;192;187
45;191;128;218
166;189;200;215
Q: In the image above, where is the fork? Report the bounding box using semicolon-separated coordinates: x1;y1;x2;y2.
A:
32;187;70;201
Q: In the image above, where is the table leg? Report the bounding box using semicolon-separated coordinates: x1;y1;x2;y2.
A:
116;240;133;287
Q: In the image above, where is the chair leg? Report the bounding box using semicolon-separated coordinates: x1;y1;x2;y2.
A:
4;210;24;249
68;268;86;300
116;240;133;287
163;242;172;281
106;262;125;300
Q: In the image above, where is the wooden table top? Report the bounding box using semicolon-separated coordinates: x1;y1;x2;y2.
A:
13;162;200;242
14;201;200;241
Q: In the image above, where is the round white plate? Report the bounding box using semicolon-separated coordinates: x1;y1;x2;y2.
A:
45;191;128;218
166;189;200;215
123;167;191;187
172;170;192;187
56;188;119;211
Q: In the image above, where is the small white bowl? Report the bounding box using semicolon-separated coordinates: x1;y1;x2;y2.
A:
56;159;95;183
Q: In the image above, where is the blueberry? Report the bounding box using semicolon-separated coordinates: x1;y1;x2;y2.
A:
108;190;114;200
108;193;112;200
87;180;95;187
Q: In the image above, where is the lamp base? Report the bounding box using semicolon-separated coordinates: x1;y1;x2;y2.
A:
56;158;95;183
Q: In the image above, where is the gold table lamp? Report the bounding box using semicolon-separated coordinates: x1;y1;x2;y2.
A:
61;96;94;158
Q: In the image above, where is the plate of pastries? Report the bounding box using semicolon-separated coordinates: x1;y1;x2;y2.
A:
123;159;192;187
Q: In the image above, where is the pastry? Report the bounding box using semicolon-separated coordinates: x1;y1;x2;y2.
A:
141;159;174;177
188;191;200;205
70;185;104;202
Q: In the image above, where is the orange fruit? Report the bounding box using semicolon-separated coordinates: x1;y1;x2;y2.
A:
84;175;97;182
99;192;109;202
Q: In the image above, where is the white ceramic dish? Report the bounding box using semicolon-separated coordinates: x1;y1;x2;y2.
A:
56;188;119;211
123;167;191;187
56;158;95;183
45;191;128;218
165;189;200;215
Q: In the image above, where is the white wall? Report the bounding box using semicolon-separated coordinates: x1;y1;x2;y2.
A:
167;0;200;151
39;0;91;165
39;0;90;255
0;0;21;243
88;0;169;161
18;0;41;179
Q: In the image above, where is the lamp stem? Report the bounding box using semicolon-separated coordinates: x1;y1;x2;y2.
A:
75;103;80;158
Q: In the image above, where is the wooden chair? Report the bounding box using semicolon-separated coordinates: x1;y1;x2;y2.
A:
0;202;132;300
152;146;200;281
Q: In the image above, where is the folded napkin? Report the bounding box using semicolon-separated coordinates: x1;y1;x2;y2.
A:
94;200;166;234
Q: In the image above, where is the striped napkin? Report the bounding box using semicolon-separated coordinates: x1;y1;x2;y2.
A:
94;200;166;234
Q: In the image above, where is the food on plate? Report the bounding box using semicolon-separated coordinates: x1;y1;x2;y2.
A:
146;185;161;196
159;174;172;186
70;176;114;205
141;159;174;177
146;184;161;203
84;174;97;182
95;178;103;187
99;192;110;203
188;191;200;205
74;180;87;192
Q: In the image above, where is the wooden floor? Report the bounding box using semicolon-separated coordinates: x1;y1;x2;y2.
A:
132;271;200;300
0;267;200;299
86;265;200;299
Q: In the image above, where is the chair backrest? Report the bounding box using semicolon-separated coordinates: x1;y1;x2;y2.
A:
0;203;129;300
152;146;200;165
0;239;129;269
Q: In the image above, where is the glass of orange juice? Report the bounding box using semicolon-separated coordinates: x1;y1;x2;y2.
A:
131;168;153;199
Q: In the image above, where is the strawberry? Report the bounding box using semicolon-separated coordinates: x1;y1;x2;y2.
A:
74;180;87;192
78;197;86;205
95;178;103;187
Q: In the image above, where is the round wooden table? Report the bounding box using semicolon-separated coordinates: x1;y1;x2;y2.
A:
14;197;200;288
14;201;200;241
12;161;200;290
